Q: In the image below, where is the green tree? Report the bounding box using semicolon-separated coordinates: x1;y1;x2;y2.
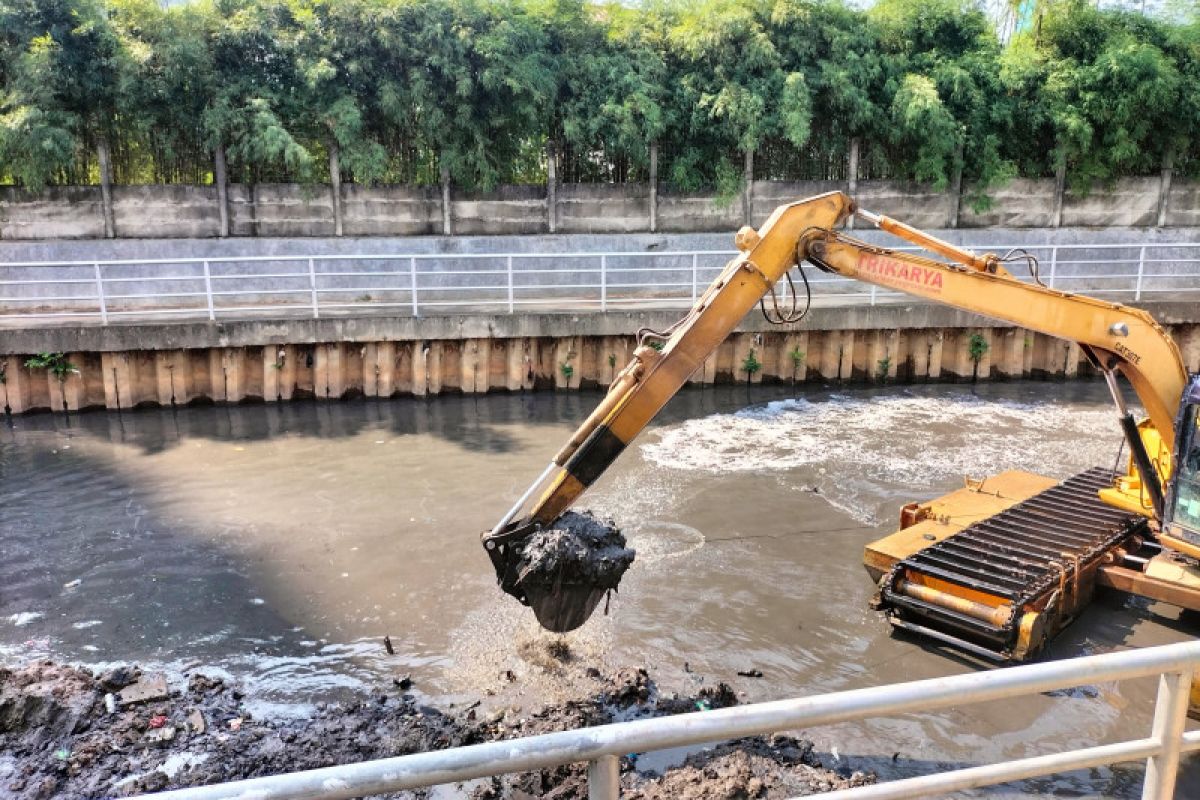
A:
291;0;388;185
0;0;127;189
767;0;889;179
203;0;312;184
548;1;666;182
1033;1;1190;186
109;0;216;183
660;0;806;192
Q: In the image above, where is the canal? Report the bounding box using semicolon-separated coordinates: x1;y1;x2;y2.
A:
2;379;1196;797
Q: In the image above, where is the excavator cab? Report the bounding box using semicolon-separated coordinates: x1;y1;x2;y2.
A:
1163;376;1200;549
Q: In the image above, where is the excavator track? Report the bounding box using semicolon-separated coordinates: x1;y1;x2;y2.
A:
877;468;1150;662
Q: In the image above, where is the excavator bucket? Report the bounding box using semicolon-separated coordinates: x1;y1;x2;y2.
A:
524;583;611;633
482;511;635;633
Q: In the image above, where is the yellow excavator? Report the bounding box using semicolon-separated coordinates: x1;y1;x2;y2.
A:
481;191;1200;680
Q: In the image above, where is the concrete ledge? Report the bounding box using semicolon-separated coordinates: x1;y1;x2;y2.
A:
3;300;1196;355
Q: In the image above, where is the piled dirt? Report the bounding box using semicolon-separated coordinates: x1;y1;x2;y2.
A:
0;660;873;799
514;510;635;591
0;661;461;799
624;738;873;798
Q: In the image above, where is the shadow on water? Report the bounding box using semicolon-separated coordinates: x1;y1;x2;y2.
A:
0;439;309;660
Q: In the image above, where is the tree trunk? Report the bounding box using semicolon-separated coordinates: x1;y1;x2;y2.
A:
1157;146;1174;228
96;136;115;239
546;141;557;234
329;141;343;237
440;163;452;236
742;148;754;225
648;142;658;233
214;144;230;238
948;140;964;228
247;180;259;238
846;137;860;229
1052;156;1066;228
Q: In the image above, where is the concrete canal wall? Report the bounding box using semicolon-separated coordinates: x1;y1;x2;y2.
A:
3;301;1198;414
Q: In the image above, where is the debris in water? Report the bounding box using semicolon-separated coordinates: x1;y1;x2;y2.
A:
146;726;177;745
186;709;206;734
383;635;395;655
737;669;764;679
512;510;635;632
516;637;574;672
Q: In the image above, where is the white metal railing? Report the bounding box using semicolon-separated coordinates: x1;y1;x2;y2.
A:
142;641;1200;800
2;242;1199;325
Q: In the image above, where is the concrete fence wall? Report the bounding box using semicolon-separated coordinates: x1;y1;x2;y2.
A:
0;175;1194;241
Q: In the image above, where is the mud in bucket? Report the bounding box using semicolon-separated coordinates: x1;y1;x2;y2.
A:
513;511;635;633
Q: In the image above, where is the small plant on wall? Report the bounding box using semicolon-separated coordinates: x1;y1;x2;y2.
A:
741;348;761;383
25;352;78;381
788;347;805;383
968;333;990;382
559;350;576;384
876;355;891;382
24;352;79;412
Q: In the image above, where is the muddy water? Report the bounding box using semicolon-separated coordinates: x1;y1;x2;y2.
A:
2;381;1198;797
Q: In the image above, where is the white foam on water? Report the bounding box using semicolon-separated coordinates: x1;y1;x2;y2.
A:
8;612;42;627
641;392;1122;524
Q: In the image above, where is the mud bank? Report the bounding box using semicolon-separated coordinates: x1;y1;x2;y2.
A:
0;660;873;799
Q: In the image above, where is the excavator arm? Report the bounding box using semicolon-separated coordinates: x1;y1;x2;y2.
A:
483;190;1192;626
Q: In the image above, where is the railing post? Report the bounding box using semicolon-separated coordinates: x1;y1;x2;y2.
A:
307;257;319;319
1142;668;1192;800
600;255;607;312
691;253;698;304
587;755;620;800
870;285;877;306
506;255;514;314
202;260;215;321
410;256;419;317
1135;246;1146;301
1048;247;1057;288
93;262;108;325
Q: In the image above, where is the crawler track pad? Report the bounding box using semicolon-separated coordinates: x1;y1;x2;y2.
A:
876;467;1149;661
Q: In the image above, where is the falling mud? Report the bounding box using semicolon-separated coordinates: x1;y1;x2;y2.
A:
0;660;871;799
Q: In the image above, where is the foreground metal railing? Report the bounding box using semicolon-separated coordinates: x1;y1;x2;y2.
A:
145;641;1200;800
2;241;1200;325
